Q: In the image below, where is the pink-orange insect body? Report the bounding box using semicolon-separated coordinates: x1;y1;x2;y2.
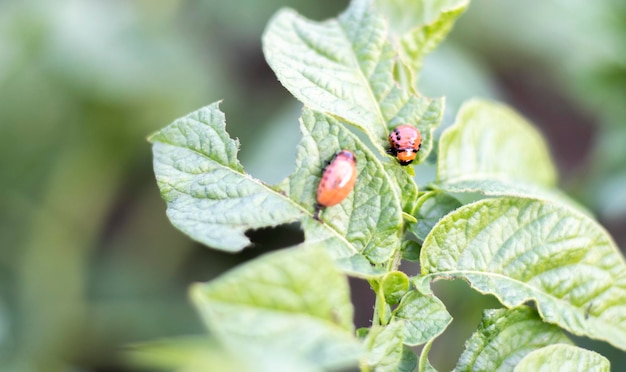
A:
314;150;357;220
388;124;422;165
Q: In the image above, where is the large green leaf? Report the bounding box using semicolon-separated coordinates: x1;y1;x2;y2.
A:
431;178;591;216
262;0;443;165
513;344;610;372
149;102;304;251
191;243;362;370
421;197;626;350
281;108;404;265
438;99;556;188
374;0;469;80
455;307;572;371
433;99;592;217
150;103;404;274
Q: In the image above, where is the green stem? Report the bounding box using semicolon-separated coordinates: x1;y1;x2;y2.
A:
385;248;403;272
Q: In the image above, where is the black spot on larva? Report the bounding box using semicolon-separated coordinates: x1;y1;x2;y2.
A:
396;135;401;141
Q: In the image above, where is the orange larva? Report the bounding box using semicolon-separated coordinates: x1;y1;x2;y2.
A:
388;124;422;165
313;150;357;220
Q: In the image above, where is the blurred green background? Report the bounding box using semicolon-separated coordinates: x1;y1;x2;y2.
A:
1;0;624;371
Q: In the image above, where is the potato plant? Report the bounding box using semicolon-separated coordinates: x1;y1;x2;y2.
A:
140;1;625;370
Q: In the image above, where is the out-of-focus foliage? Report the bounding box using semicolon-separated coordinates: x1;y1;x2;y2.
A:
449;0;626;227
0;0;217;370
0;0;344;370
1;0;624;371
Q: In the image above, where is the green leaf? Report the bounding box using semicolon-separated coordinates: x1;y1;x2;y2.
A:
434;99;591;216
421;197;626;351
150;103;402;274
262;0;444;164
382;271;410;305
455;307;572;372
513;344;610;372
401;239;421;262
126;337;325;372
125;336;244;371
432;178;592;216
149;102;304;251
438;99;557;188
409;191;461;242
391;288;452;346
398;346;419;372
191;243;362;370
374;0;470;79
281;109;404;265
386;164;421;215
362;322;405;372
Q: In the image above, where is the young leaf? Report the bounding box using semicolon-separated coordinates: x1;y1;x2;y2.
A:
401;239;421;262
421;197;626;351
362;322;405;372
149;102;304;251
398;346;419;372
381;271;410;305
437;99;556;188
374;0;470;79
408;191;462;242
455;307;572;372
513;344;610;372
191;243;362;370
391;288;452;346
281;108;403;265
262;0;444;164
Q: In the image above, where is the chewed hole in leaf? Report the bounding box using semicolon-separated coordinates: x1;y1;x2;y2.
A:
349;277;376;328
421;279;502;371
244;222;304;250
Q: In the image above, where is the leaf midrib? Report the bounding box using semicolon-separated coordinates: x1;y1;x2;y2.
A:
337;10;387;133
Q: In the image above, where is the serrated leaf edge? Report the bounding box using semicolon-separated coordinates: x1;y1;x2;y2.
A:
421;196;626;349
